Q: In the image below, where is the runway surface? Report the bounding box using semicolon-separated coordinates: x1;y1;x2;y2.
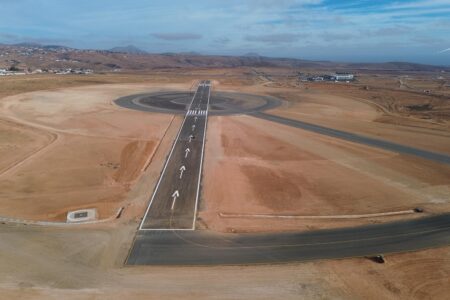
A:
125;82;450;265
252;112;450;165
139;81;210;230
127;213;450;265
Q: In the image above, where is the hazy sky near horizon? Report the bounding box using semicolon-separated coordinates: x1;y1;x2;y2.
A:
0;0;449;65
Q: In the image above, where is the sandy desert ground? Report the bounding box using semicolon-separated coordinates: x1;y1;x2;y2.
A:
0;69;449;299
0;82;187;220
0;221;449;300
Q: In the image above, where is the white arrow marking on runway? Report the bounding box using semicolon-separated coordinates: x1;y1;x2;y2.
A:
179;165;186;179
189;134;194;142
194;116;198;122
185;148;190;158
192;124;196;131
171;190;180;210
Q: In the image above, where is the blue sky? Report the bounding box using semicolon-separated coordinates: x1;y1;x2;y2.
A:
0;0;449;65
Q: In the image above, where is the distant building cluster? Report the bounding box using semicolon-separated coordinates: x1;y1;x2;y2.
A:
0;68;26;76
0;44;94;76
48;68;93;75
0;67;92;76
301;72;355;82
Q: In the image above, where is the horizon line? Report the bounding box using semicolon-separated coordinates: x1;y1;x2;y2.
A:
1;41;449;68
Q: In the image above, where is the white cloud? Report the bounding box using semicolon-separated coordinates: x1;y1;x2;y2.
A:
245;33;308;44
151;33;202;41
388;0;450;9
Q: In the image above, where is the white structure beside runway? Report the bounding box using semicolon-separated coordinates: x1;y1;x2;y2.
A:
67;208;97;223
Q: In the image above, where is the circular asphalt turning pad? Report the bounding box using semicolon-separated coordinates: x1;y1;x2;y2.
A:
114;91;282;115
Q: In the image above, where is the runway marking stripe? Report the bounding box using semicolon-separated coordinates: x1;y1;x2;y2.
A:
138;81;203;231
187;110;207;116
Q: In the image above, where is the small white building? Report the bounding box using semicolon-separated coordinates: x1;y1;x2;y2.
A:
334;73;354;81
67;208;97;223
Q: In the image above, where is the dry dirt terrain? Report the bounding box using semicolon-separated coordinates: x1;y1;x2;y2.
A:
0;82;188;220
200;72;450;233
0;70;449;299
200;115;450;233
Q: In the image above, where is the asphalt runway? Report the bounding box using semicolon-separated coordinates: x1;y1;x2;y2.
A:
139;81;211;230
127;213;450;265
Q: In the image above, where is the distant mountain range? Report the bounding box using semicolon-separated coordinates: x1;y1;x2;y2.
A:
0;42;448;72
11;42;72;50
243;52;261;57
108;45;147;54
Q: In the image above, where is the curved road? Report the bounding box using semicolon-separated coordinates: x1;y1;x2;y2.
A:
115;91;282;116
251;112;450;165
127;213;450;265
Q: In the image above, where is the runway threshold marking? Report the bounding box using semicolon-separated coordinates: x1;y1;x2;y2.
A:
187;110;207;116
138;80;211;231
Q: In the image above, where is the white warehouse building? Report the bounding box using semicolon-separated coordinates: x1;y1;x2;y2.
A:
334;73;354;81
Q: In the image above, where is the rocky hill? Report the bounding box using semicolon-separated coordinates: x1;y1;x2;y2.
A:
0;43;448;73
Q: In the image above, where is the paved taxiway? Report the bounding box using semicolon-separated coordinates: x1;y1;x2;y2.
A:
252;112;450;165
127;213;450;265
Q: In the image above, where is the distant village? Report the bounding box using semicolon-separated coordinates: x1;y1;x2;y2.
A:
0;67;93;76
0;44;95;76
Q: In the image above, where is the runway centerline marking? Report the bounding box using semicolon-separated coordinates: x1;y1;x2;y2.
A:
179;165;186;179
171;190;180;210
